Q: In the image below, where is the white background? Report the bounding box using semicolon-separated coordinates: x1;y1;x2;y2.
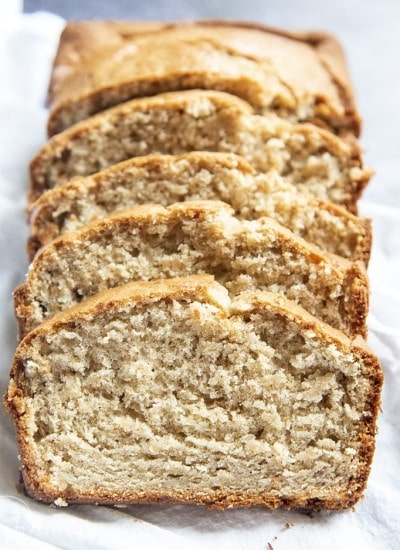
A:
0;1;399;548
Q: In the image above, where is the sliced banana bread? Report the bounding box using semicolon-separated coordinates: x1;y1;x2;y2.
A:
28;152;372;262
47;21;360;136
15;201;368;338
5;275;382;509
30;90;370;211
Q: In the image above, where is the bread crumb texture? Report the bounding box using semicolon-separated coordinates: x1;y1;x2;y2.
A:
6;277;382;509
17;201;368;337
29;91;369;210
28;153;371;262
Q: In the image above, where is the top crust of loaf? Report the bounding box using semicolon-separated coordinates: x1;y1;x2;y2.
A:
47;19;360;136
5;275;383;510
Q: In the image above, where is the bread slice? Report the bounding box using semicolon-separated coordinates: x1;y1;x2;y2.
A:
4;275;383;509
15;200;368;338
47;20;360;136
27;152;372;263
29;90;370;211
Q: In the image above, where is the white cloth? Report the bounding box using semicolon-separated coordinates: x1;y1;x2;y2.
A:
0;9;399;550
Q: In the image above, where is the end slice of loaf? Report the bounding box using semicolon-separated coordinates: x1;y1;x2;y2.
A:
15;200;369;338
27;152;372;263
47;21;360;136
4;275;383;509
29;90;370;211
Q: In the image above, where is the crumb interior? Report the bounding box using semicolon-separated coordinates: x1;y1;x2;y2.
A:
21;298;368;499
36;95;364;207
33;156;367;260
26;206;354;334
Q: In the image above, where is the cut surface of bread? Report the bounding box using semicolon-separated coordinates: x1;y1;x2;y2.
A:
28;152;372;262
29;90;370;211
47;20;360;137
15;201;369;338
4;275;383;509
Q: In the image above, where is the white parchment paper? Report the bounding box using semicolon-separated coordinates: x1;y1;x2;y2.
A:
0;8;399;550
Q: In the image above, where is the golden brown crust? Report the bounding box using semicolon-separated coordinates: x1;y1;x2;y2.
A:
47;20;360;137
362;218;373;265
4;276;383;510
15;200;369;338
13;284;29;342
344;261;370;339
